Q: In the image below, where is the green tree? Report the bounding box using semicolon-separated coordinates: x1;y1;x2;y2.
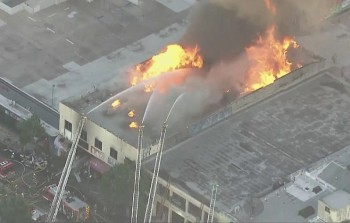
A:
0;194;32;223
99;160;150;222
17;114;46;145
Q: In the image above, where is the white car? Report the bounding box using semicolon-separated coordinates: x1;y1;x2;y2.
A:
31;208;47;222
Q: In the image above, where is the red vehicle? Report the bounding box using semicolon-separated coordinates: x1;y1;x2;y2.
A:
0;157;15;179
43;184;90;222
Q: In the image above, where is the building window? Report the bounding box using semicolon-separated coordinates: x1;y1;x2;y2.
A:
94;138;102;150
157;184;169;197
110;147;118;160
188;202;201;219
78;130;88;150
64;120;72;132
171;192;186;211
80;130;87;141
325;206;330;213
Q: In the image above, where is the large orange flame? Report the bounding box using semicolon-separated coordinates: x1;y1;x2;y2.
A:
131;44;203;91
245;25;298;92
264;0;276;14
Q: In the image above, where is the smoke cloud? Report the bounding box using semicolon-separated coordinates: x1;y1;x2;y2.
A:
104;0;336;141
180;0;270;63
142;0;335;137
181;0;335;63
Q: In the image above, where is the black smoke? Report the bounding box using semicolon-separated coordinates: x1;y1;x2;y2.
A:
180;0;335;64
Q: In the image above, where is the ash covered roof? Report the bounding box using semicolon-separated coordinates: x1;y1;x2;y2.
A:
143;67;350;217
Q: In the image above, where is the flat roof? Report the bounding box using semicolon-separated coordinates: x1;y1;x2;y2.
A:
322;190;350;209
62;45;317;148
1;0;25;7
318;162;350;193
144;68;350;216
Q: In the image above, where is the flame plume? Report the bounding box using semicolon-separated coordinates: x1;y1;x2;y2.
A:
245;25;298;92
131;44;203;91
264;0;276;14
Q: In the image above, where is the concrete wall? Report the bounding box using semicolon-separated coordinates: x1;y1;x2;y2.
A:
318;200;350;222
59;103;137;165
153;177;232;223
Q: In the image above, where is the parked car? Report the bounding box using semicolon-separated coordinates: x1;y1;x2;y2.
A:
31;208;47;222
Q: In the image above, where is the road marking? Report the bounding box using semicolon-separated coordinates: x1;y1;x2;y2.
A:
65;38;74;45
46;27;55;34
74;51;84;59
96;213;111;223
48;13;56;18
64;7;69;10
28;16;36;22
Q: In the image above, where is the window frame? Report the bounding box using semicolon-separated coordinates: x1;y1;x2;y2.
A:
110;147;118;160
80;130;87;141
325;206;330;213
94;138;102;150
64;120;72;132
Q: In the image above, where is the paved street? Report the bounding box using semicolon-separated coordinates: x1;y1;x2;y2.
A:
0;0;187;88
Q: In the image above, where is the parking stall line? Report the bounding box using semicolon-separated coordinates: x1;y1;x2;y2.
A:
46;27;55;34
28;16;36;22
65;38;74;45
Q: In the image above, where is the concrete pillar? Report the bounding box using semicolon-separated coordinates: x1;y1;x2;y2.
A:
168;190;173;222
185;200;189;213
168;207;172;223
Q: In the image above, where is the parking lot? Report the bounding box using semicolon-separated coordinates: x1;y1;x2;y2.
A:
0;0;186;88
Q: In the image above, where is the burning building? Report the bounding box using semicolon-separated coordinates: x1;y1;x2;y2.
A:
57;0;346;221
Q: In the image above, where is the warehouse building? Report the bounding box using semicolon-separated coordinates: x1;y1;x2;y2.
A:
143;66;350;222
58;55;345;222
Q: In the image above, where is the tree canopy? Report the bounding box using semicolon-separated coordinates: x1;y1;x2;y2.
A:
99;160;150;222
17;114;46;145
0;194;32;223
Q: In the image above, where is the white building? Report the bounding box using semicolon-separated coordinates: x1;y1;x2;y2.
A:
318;190;350;222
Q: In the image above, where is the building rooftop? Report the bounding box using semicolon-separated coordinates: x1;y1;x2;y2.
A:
318;162;350;193
0;0;25;7
143;67;350;218
322;190;350;209
225;145;350;222
61;44;317;149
